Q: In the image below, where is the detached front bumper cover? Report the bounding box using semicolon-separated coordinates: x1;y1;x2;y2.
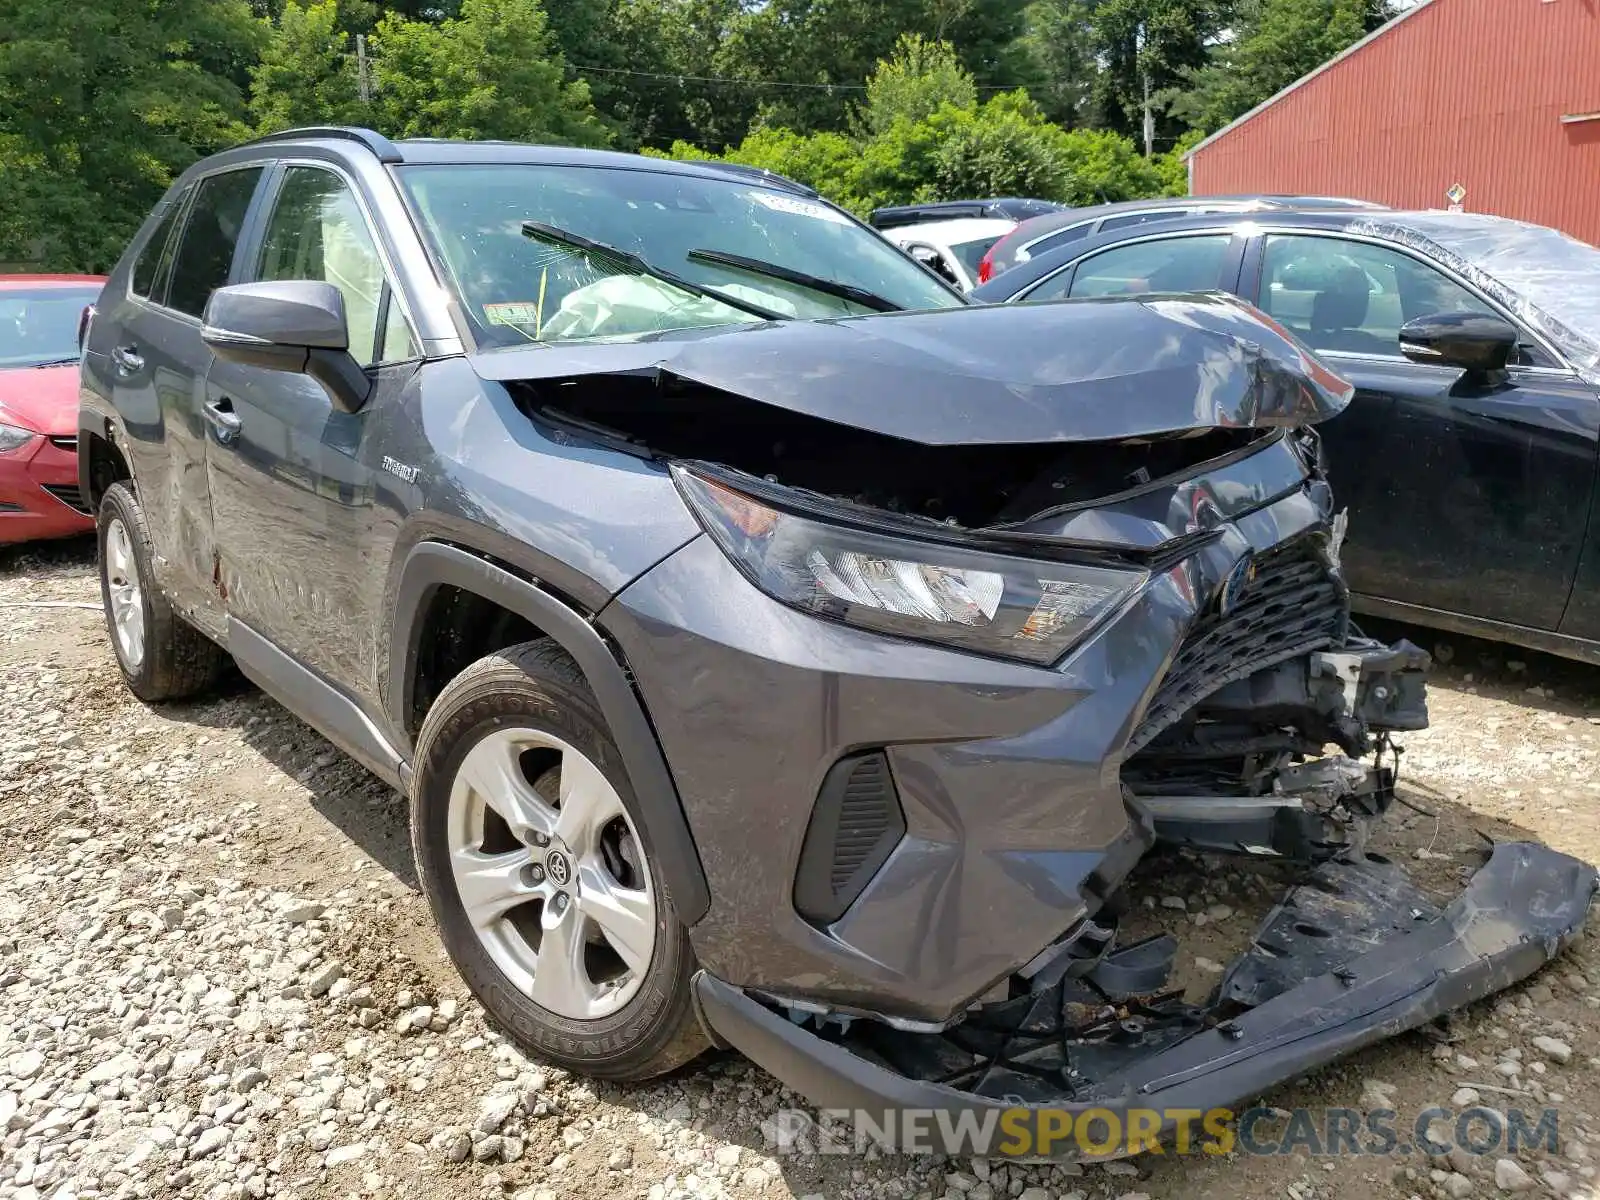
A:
694;841;1596;1159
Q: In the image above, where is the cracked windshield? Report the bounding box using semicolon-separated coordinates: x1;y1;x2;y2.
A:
400;163;962;347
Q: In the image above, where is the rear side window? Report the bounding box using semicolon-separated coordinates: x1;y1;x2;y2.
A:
131;187;191;299
1029;235;1233;301
1023;223;1092;260
1099;209;1193;232
165;167;263;318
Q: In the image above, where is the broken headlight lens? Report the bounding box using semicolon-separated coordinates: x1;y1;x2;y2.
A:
675;467;1146;666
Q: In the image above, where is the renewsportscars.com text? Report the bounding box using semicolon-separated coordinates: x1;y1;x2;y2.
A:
767;1105;1561;1159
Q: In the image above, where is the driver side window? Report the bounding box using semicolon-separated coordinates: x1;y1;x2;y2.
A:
1256;235;1498;357
255;166;416;366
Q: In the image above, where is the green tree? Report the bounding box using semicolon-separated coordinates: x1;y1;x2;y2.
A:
856;35;978;135
719;0;978;135
654;29;1185;217
250;0;369;133
1051;125;1181;202
0;0;261;270
547;0;1029;150
1173;0;1391;133
601;0;750;149
249;0;378;29
369;0;609;144
921;95;1072;201
933;0;1034;91
662;126;879;210
1091;0;1228;146
536;0;644;144
1015;0;1101;127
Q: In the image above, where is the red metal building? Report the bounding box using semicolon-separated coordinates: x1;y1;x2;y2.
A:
1185;0;1600;246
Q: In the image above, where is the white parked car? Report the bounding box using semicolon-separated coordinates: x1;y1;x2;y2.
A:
882;218;1017;292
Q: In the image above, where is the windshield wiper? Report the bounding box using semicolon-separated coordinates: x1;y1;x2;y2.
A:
686;248;902;313
30;357;79;368
520;221;787;324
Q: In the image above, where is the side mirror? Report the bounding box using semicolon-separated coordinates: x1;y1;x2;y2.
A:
202;280;371;413
908;245;960;287
77;304;94;351
1399;311;1518;377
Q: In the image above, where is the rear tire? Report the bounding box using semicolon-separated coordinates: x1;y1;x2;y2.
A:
411;638;708;1081
96;482;225;702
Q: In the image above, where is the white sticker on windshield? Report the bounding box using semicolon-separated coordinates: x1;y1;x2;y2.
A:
483;302;541;326
748;190;851;225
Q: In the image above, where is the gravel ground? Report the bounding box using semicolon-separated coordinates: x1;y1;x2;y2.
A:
2;536;1598;1200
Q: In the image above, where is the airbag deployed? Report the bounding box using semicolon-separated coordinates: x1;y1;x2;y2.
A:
539;275;840;341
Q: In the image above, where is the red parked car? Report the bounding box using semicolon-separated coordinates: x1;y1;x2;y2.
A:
0;274;105;544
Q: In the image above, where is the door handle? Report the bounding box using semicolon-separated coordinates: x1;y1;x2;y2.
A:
111;345;144;374
203;397;242;447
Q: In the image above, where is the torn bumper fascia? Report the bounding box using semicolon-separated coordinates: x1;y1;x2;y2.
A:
693;841;1596;1159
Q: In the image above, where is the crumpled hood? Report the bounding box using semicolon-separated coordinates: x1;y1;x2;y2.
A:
471;291;1352;446
0;363;80;435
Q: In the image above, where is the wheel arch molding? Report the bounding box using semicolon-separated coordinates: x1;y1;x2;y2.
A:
388;540;711;924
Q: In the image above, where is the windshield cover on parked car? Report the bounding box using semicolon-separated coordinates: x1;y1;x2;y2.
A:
399;164;964;348
1351;213;1600;380
0;288;98;368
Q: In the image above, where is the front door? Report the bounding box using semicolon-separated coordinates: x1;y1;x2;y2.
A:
96;166;265;638
1249;232;1599;630
204;163;420;696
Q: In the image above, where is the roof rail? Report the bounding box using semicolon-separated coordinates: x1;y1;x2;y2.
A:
239;126;403;164
868;198;1065;229
698;161;819;199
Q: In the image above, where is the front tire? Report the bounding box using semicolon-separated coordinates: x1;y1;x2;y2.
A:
96;482;225;702
411;639;708;1081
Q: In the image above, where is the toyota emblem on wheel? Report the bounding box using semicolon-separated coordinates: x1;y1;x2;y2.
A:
545;849;572;888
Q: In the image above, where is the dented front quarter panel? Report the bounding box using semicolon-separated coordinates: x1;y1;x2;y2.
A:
385;356;703;614
603;431;1340;1022
470;292;1353;446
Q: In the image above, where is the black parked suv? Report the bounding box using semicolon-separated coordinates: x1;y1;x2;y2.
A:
79;127;1592;1150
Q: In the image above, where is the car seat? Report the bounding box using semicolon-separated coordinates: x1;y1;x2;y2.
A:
1309;264;1388;355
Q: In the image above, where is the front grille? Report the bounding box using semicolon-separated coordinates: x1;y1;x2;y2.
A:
40;483;91;515
47;435;77;452
1126;538;1346;755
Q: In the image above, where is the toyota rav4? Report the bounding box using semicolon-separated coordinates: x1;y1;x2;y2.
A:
79;127;1594;1154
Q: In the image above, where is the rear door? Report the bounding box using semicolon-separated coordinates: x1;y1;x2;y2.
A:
1246;231;1599;630
203;161;421;697
97;166;266;636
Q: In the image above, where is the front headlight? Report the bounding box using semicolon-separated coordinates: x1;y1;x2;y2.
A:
675;466;1147;666
0;423;35;454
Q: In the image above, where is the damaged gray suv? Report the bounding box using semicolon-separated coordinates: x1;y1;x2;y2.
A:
79;127;1594;1151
